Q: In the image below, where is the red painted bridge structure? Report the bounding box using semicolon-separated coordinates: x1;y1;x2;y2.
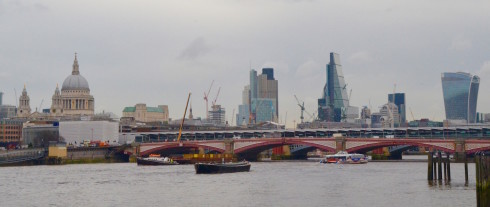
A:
138;137;490;160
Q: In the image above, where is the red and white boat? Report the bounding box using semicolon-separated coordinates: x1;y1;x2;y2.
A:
321;151;368;164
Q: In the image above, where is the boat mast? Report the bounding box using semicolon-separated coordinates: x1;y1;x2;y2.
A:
177;93;192;142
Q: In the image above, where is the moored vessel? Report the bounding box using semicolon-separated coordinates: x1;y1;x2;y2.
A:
321;151;368;164
194;161;251;174
137;154;179;166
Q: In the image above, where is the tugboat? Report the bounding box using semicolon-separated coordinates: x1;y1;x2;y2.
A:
136;154;179;166
194;160;251;174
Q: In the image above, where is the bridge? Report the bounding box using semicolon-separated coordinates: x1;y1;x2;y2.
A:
122;127;490;143
137;136;490;161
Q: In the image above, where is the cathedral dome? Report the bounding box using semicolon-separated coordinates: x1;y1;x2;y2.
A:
61;53;90;91
62;74;90;91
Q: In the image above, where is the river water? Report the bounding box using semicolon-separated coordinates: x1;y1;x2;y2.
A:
0;158;476;207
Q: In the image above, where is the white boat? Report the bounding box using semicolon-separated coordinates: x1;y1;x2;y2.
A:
321;151;368;164
136;154;179;166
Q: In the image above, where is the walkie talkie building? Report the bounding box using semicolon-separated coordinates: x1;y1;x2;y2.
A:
441;72;480;123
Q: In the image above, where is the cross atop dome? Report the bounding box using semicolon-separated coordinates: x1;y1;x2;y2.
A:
72;52;80;75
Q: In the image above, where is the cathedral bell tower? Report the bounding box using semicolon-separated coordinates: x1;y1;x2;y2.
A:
50;84;63;117
17;84;32;118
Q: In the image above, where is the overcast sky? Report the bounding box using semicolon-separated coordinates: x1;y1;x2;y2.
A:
1;0;490;127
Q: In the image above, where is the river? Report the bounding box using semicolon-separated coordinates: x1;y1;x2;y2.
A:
0;158;476;207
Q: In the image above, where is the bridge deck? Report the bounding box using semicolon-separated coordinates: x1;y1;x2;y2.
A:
128;128;490;143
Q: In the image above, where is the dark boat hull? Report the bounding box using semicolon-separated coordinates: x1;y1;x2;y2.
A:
136;158;179;166
194;162;251;174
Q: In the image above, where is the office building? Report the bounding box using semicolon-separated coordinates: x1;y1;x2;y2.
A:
246;68;279;124
59;120;119;145
242;85;250;105
0;105;17;119
209;105;226;125
252;98;275;123
318;52;358;122
441;72;479;123
388;93;406;124
22;122;59;147
0;119;23;144
236;104;249;126
236;86;251;126
379;103;400;127
122;103;169;123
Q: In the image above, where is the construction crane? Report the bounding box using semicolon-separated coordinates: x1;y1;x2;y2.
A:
231;108;235;126
14;88;17;107
39;99;44;112
177;93;192;142
212;87;221;107
294;95;305;124
203;80;214;119
304;110;316;122
348;89;352;105
409;107;416;121
284;111;288;127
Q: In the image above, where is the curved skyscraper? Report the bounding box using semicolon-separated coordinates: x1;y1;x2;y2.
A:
441;72;480;123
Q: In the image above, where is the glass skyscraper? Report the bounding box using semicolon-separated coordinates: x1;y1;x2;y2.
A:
242;68;278;125
318;53;350;122
388;93;406;124
441;72;480;123
262;68;274;80
236;104;249;126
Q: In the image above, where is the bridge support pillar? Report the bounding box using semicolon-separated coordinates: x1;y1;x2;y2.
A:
454;139;466;162
198;147;205;154
388;151;403;160
335;137;346;152
224;140;234;154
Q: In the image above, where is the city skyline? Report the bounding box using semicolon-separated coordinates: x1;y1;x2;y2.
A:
1;1;490;128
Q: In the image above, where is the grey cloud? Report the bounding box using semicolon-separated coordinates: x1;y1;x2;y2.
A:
348;51;375;63
0;0;49;14
178;37;210;60
449;36;472;50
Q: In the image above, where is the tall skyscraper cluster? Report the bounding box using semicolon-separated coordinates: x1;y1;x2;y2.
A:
237;68;278;126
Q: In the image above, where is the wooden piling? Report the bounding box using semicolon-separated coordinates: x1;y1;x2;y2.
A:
438;152;443;180
475;152;489;207
447;153;451;181
464;153;469;184
443;156;447;181
428;152;433;181
433;157;437;180
428;152;432;180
